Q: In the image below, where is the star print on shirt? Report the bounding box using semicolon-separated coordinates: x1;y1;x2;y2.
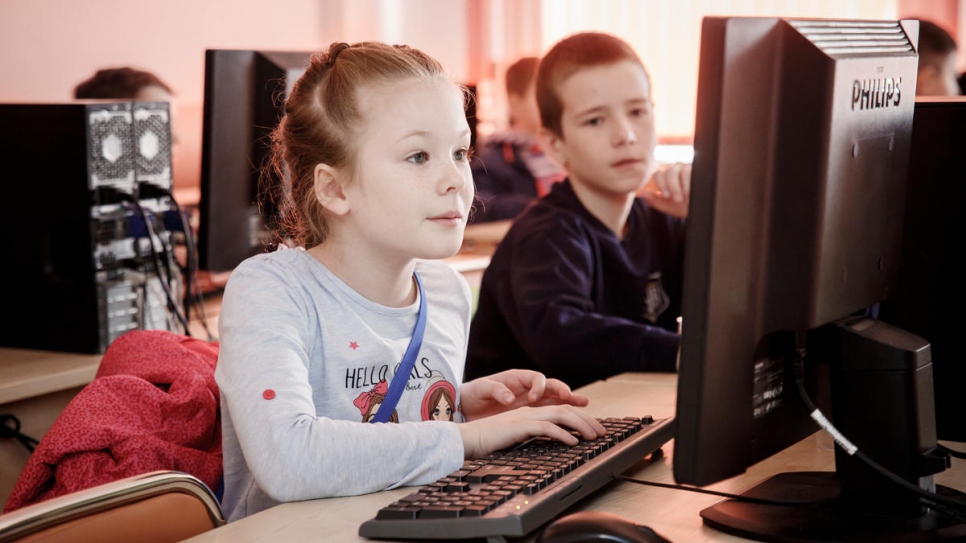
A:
349;341;359;350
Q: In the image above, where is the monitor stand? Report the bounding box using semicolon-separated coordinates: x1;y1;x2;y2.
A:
701;471;966;542
703;319;966;542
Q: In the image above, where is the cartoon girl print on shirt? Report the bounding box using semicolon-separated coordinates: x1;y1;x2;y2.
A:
421;380;456;421
353;379;399;423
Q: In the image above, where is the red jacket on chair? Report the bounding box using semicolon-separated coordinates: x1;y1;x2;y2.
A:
5;330;222;513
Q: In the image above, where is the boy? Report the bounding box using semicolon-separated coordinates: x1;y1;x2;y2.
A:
470;56;566;223
466;32;690;389
915;19;961;97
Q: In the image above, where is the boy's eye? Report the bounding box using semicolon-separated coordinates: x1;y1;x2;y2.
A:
630;105;651;118
408;152;429;164
631;101;654;117
585;117;603;127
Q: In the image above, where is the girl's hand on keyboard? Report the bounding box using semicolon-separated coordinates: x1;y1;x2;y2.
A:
458;405;606;459
459;370;590;420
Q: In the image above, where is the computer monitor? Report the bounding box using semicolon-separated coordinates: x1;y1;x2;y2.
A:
880;96;966;444
673;17;966;541
198;49;479;274
198;49;311;273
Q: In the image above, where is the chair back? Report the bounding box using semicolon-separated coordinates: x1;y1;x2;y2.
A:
0;471;225;543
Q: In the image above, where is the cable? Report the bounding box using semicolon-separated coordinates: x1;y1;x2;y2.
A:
1;414;39;453
793;331;966;521
618;330;966;524
121;196;192;335
939;443;966;460
613;474;839;507
158;190;215;341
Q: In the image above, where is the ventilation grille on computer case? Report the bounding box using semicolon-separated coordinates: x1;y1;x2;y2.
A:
132;101;173;190
86;104;136;191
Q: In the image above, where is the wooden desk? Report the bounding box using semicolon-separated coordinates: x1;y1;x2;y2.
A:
183;372;965;543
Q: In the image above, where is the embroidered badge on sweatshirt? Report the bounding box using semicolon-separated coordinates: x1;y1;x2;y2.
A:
643;272;670;323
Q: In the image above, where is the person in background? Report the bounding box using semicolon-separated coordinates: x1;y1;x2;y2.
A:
469;56;566;223
466;32;690;389
215;40;605;522
915;19;961;96
74;66;174;103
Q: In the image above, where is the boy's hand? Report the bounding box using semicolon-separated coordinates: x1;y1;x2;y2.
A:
459;370;590;421
458;405;606;459
640;162;691;218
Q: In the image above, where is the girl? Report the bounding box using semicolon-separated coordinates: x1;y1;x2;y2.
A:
214;41;605;522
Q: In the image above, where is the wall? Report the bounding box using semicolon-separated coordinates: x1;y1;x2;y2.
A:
0;0;471;202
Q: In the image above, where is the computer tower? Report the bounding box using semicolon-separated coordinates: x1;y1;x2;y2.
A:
0;101;182;354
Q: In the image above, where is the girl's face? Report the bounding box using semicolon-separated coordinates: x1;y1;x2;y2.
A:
432;395;453;421
365;400;382;422
339;79;474;265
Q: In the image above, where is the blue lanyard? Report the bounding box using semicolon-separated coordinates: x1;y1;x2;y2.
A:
371;271;426;423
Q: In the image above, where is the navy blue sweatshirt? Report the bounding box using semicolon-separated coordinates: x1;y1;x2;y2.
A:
466;180;684;389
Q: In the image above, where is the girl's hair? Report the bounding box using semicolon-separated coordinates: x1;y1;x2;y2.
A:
263;41;470;249
535;32;649;138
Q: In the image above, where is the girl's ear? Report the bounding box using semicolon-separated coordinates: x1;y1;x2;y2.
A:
314;164;350;215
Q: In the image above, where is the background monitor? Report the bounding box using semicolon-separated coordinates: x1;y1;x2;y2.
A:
673;16;966;541
879;96;966;444
198;49;311;273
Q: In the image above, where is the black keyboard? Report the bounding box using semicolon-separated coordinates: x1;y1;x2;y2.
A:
359;415;675;541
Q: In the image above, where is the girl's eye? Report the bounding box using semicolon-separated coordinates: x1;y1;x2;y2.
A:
408;152;429;164
454;148;469;162
585;117;603;127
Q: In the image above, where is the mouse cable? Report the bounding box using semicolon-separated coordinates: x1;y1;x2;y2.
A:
613;474;834;508
793;332;966;523
614;472;966;525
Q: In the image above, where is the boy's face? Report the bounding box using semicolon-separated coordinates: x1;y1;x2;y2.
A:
508;82;542;138
917;51;961;96
544;59;655;198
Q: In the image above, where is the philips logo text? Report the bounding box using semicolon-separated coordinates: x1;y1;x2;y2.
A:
852;78;901;110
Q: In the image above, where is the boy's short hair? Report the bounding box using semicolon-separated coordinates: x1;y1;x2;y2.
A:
505;56;539;98
535;32;648;138
917;20;957;70
74;67;173;99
